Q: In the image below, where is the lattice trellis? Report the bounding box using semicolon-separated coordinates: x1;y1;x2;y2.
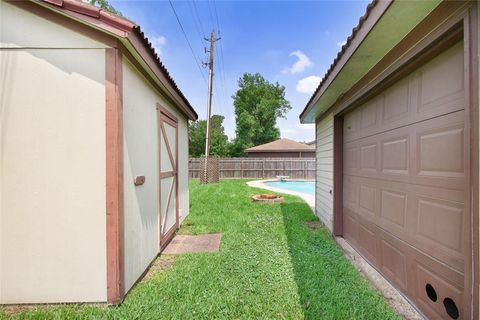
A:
200;156;220;184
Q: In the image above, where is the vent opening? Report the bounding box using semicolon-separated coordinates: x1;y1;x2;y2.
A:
425;284;437;302
443;297;459;319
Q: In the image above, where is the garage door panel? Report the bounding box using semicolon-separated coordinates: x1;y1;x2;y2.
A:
343;213;359;245
382;136;409;175
413;195;465;271
417;124;465;180
377;228;464;320
379;189;408;233
415;263;464;320
360;143;378;172
383;77;410;123
358;223;379;265
380;238;408;291
343;176;358;211
344;175;465;272
344;109;361;141
358;183;378;218
344;43;464;145
344;111;465;191
360;99;380;130
344;145;359;172
418;41;464;114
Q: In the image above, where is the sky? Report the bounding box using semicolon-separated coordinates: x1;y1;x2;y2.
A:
111;0;370;142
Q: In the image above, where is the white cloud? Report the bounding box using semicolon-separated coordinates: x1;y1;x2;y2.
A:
151;35;167;56
279;123;315;141
336;40;347;47
282;50;313;74
296;123;315;129
296;75;321;94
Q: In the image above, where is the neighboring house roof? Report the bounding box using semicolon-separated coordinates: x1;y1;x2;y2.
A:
299;0;442;123
31;0;198;120
245;138;315;153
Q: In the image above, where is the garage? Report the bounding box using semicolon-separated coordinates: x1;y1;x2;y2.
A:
299;1;480;317
342;41;467;319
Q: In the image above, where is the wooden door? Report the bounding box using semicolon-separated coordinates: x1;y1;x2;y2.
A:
158;106;179;249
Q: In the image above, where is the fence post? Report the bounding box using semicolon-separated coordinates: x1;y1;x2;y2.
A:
241;159;244;178
262;159;265;179
283;160;286;177
303;160;306;179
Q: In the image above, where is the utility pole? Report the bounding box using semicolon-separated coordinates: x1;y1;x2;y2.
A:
203;30;220;183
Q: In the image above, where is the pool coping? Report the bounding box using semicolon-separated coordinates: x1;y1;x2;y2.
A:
246;179;315;209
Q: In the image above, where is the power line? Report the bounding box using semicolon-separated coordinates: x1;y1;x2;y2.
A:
168;0;207;85
192;0;206;38
187;1;206;46
206;0;216;32
212;0;221;35
212;0;229;115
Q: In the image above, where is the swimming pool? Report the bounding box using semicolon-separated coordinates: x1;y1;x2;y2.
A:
265;180;315;195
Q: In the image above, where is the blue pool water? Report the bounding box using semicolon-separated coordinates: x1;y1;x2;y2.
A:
265;180;315;195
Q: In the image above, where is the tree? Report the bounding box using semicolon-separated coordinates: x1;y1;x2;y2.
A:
189;115;230;157
89;0;122;16
230;73;291;156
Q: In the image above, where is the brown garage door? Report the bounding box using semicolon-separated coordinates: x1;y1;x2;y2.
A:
342;41;467;319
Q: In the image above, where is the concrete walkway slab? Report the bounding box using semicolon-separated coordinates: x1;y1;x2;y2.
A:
163;233;222;254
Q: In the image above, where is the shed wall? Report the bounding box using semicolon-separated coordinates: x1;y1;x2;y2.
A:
122;59;190;292
0;1;107;49
0;1;107;303
315;113;334;231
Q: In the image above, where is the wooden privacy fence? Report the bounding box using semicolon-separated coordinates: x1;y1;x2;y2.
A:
189;158;316;179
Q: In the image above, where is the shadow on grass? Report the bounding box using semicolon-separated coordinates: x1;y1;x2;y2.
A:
280;200;399;320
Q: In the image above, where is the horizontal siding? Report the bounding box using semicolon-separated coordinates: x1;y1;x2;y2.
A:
315;113;334;232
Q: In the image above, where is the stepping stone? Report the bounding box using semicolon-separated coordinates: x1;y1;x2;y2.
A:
162;233;222;254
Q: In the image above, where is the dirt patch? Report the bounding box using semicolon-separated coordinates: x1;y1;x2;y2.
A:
144;255;175;280
2;305;39;316
178;221;195;235
1;303;107;316
162;234;222;254
306;221;323;230
252;194;284;203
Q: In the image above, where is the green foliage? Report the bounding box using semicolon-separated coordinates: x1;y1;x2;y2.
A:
189;115;230;157
231;73;291;156
2;180;399;319
89;0;122;16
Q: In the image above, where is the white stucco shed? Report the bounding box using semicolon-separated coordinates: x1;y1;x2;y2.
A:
0;0;197;305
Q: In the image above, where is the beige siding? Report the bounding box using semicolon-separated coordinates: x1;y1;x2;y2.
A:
122;59;190;292
0;48;107;303
0;1;107;49
0;0;108;304
315;113;334;232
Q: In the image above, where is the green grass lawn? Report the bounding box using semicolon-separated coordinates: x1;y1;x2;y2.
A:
1;179;399;319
